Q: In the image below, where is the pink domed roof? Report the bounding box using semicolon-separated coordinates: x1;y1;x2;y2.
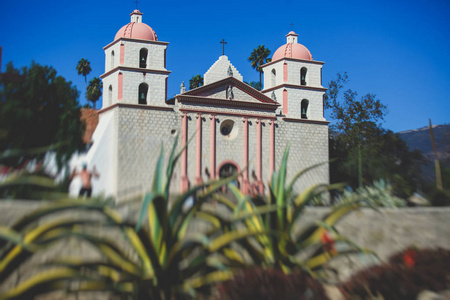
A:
272;42;313;61
114;22;158;41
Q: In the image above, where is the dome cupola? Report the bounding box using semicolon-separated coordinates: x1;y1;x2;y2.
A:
272;31;312;62
114;10;158;41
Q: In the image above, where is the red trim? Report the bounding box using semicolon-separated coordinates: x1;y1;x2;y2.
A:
262;57;325;68
118;73;123;101
263;83;327;93
282;117;330;125
104;37;169;50
283;62;288;83
181;113;189;192
182;76;278;105
270;121;275;175
120;44;125;65
178;95;278;111
195;114;203;185
178;108;276;119
242;118;249;194
210;115;216;179
283;89;288;115
256;119;262;182
98;103;174;114
101;66;171;78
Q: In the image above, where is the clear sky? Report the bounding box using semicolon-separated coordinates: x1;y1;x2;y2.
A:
1;0;449;133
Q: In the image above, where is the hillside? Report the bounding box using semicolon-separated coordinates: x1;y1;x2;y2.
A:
398;124;450;183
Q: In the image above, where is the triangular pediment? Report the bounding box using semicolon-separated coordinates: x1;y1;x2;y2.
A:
179;77;279;107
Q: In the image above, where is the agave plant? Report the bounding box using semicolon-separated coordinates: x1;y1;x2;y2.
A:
211;146;372;276
0;138;263;300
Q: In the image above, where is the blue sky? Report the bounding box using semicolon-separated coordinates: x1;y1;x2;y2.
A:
1;0;449;132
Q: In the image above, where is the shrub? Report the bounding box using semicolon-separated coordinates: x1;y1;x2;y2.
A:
340;247;450;300
216;267;329;300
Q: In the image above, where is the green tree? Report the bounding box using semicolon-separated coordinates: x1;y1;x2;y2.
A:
248;45;271;89
189;74;203;89
249;81;262;91
76;58;91;89
325;73;423;198
86;77;103;109
0;62;85;170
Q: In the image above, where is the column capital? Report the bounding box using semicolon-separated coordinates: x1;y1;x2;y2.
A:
209;114;216;120
196;113;202;119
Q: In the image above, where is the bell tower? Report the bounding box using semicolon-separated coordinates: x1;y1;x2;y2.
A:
261;32;326;121
101;10;171;109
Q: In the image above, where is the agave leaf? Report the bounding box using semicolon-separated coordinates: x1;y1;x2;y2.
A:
151;144;166;195
184;270;233;289
276;145;290;230
165;135;179;195
0;268;82;299
298;201;360;248
0;175;55;189
286;160;331;197
135;191;155;231
0;227;36;251
208;229;267;253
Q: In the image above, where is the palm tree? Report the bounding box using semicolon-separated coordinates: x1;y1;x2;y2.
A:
76;58;92;89
86;77;103;109
248;45;271;89
189;74;203;90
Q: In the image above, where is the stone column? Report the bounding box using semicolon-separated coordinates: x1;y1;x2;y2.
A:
209;114;216;179
181;113;189;192
195;113;203;185
269;120;275;175
242;117;250;194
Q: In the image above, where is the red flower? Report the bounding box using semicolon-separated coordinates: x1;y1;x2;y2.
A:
402;249;417;268
321;231;337;255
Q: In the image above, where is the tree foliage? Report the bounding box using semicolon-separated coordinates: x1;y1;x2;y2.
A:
325;73;423;198
76;58;91;88
189;74;203;90
0;62;86;170
248;45;271;88
86;77;103;109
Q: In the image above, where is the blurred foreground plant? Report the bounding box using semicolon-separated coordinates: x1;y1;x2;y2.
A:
0;138;261;300
212;147;373;277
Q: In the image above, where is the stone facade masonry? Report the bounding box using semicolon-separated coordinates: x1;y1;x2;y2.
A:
204;55;243;85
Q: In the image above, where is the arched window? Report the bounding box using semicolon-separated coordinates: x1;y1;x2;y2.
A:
111;51;115;69
139;83;149;104
271;69;276;87
301;99;309;119
108;85;112;106
139;48;148;68
301;67;307;85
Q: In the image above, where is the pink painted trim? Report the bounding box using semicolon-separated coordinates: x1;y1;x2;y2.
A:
178;108;277;120
120;44;125;65
195;114;203;185
283;62;288;83
210;115;216;179
98;103;173;114
181;113;189;192
283;89;288;115
270;121;275;175
256;119;262;181
262;84;327;93
118;73;123;101
101;66;171;78
242;118;250;194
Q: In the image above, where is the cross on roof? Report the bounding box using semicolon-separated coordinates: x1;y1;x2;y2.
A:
289;23;294;31
220;39;227;56
135;0;139;9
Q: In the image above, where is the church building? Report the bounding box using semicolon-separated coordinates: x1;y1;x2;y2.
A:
71;10;330;202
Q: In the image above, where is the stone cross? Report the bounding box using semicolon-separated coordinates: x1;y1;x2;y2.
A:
135;0;139;9
220;39;227;56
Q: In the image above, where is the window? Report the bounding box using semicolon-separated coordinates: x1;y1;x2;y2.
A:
108;85;112;106
301;67;307;85
271;69;276;87
139;48;148;68
111;51;115;69
301;99;309;119
139;83;149;104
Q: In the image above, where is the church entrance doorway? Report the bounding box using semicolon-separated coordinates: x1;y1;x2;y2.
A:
217;161;241;191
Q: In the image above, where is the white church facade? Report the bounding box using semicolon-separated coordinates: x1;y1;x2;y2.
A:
71;10;330;201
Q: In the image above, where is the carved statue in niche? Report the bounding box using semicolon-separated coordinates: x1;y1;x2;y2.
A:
226;85;234;100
